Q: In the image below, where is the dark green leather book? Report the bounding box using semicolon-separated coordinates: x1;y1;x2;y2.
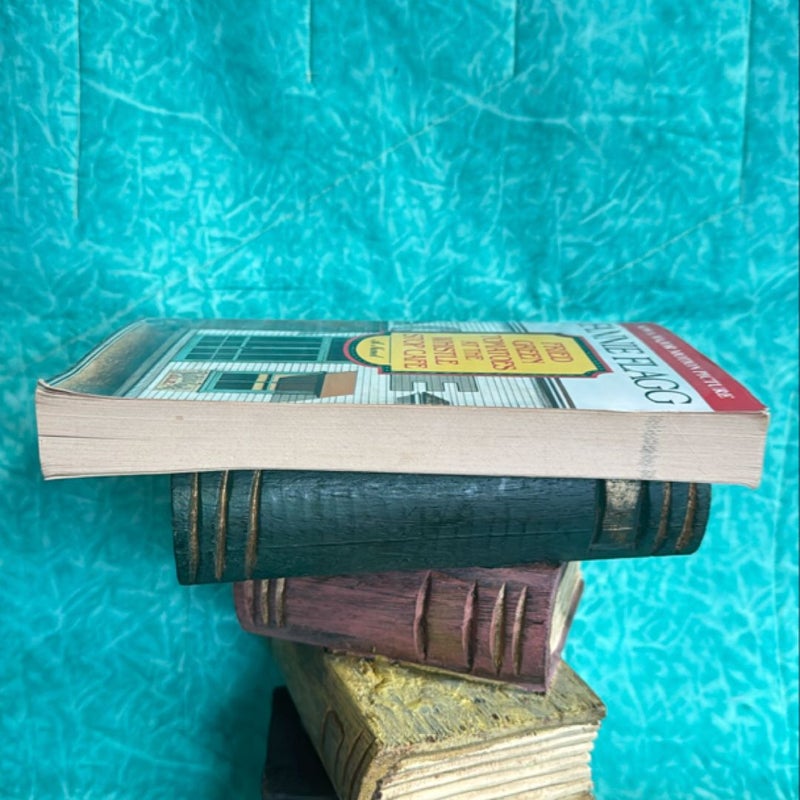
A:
171;470;710;584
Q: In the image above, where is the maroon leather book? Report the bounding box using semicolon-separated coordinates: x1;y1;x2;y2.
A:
235;563;582;691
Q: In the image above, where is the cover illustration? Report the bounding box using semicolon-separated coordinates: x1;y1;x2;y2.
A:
46;319;765;414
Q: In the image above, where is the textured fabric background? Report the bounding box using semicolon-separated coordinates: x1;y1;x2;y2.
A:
1;1;797;798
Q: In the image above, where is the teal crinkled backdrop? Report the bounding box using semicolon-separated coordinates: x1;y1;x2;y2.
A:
1;1;797;797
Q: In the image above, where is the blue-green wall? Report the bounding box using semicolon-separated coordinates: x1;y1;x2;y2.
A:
1;1;797;797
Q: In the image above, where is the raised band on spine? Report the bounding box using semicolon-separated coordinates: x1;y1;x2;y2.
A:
413;572;432;661
188;473;201;582
214;471;231;581
245;470;263;579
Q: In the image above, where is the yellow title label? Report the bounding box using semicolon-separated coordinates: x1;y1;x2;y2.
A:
350;332;605;376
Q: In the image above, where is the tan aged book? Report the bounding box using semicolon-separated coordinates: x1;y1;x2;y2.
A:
271;640;606;800
36;319;767;485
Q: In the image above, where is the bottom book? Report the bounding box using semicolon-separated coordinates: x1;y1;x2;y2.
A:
262;686;337;800
271;640;606;800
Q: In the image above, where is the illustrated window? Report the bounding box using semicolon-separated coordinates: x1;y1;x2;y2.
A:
181;334;352;363
202;372;270;392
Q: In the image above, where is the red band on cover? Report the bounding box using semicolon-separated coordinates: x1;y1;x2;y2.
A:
623;323;766;412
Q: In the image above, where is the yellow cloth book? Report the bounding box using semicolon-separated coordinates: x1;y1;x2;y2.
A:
272;640;606;800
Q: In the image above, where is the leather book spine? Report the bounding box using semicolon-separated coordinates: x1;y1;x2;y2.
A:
235;564;580;690
171;470;710;584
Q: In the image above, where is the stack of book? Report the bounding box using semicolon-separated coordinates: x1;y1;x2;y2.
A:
36;319;767;799
170;469;708;799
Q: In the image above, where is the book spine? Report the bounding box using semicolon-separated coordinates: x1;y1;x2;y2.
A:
235;564;579;690
45;319;187;395
171;471;710;584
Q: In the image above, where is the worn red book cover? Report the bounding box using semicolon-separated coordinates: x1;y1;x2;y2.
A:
235;563;583;690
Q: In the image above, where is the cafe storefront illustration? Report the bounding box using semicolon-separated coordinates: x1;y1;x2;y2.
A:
153;329;607;403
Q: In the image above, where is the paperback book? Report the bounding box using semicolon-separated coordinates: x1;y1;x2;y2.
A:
36;319;767;485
